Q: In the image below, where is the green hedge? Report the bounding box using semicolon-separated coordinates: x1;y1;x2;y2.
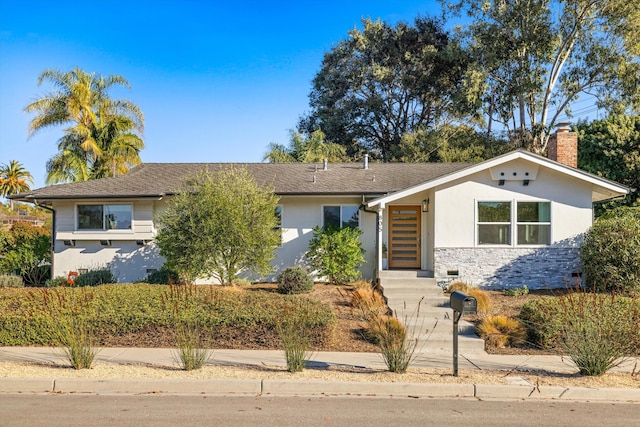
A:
0;284;336;346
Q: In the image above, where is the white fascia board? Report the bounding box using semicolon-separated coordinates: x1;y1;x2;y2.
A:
367;150;630;208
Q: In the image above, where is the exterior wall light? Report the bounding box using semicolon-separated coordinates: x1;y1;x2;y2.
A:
422;198;430;212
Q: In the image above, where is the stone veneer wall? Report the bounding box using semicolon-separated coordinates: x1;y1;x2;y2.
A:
434;246;582;289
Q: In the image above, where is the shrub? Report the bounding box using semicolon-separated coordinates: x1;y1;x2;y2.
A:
504;285;529;297
0;275;23;288
144;267;180;285
45;276;67;288
306;226;365;285
277;266;314;294
0;284;336;348
556;291;640;376
520;290;640;375
580;207;640;296
74;269;116;287
0;222;51;286
478;316;526;348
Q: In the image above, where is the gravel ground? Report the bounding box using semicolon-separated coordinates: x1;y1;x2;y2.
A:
2;361;639;389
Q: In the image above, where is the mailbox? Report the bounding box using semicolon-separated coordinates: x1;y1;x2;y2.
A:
450;291;477;315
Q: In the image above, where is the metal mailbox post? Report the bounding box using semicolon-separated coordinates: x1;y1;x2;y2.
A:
450;291;477;376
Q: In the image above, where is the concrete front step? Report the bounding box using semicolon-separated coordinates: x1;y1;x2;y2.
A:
378;270;433;279
379;273;485;352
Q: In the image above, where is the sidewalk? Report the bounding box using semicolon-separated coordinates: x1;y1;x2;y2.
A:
1;347;639;401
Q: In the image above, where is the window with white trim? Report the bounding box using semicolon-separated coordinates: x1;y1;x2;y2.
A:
517;202;550;245
477;201;511;245
477;201;551;246
323;205;359;229
274;205;283;244
77;204;132;230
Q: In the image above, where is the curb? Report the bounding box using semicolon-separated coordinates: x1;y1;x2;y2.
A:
2;378;639;402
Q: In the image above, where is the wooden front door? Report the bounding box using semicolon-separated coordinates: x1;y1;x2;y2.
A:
388;205;421;269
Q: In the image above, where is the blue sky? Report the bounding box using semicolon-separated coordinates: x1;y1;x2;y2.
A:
0;0;442;190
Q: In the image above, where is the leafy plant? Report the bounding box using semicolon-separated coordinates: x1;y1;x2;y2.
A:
277;266;314;294
143;267;181;285
556;291;640;376
0;275;23;288
0;222;51;286
155;168;281;285
0;284;336;348
580;207;640;296
504;285;529;297
478;316;526;348
306;226;365;285
45;276;67;288
75;269;116;287
520;289;640;375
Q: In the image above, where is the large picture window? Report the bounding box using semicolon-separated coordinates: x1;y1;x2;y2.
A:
323;205;359;229
477;202;511;245
77;204;132;230
477;201;551;246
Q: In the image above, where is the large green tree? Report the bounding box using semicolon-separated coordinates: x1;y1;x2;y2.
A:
299;17;473;162
443;0;640;153
396;124;514;163
576;114;640;215
155;168;281;285
24;67;144;184
263;129;349;163
0;160;34;209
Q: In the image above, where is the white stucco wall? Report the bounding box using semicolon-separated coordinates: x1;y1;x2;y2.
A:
433;165;593;248
51;199;163;282
51;196;376;284
431;162;594;288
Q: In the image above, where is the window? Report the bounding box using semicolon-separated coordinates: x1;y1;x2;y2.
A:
274;205;283;244
77;204;132;230
517;202;550;245
323;205;359;228
477;201;551;246
477;202;511;245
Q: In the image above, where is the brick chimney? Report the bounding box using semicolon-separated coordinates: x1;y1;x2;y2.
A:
547;122;577;168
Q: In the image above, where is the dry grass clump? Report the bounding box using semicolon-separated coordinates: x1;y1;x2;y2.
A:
466;288;493;317
351;288;387;320
349;280;374;291
478;315;526;348
446;282;494;318
447;281;471;293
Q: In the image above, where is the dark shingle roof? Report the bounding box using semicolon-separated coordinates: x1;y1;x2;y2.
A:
12;161;474;201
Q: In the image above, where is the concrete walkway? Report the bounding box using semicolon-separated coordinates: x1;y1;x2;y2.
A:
1;347;639;401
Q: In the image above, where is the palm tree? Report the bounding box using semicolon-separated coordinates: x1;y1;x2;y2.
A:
0;160;34;209
24;67;144;183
